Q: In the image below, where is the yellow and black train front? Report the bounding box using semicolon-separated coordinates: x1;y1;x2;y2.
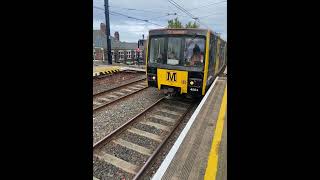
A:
146;28;227;97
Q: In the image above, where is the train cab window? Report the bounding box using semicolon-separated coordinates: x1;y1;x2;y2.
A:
167;37;183;65
183;38;205;67
149;37;165;64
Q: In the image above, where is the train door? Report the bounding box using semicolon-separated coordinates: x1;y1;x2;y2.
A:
222;42;227;68
219;42;224;70
214;37;220;76
225;43;227;66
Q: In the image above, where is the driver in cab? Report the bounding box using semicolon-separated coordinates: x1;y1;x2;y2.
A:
189;44;203;66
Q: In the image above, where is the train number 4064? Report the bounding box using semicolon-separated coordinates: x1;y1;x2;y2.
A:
190;88;198;92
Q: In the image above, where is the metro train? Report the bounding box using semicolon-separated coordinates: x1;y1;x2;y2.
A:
145;28;227;97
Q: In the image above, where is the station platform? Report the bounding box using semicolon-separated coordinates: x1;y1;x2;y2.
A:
93;64;146;77
93;66;121;77
152;76;227;180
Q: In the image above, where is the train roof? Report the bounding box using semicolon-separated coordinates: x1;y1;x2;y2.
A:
148;28;226;42
149;28;211;32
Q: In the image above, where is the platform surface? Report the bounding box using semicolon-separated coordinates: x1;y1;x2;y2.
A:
153;77;227;180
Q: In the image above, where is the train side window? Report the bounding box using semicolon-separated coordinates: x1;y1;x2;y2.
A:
208;35;215;72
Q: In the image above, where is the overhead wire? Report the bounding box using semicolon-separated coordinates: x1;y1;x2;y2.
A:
187;0;227;11
93;6;165;27
168;0;210;28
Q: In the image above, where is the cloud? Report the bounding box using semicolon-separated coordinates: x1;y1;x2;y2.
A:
94;0;227;41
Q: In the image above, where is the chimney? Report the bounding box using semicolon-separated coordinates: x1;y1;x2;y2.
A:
100;23;106;35
114;31;120;41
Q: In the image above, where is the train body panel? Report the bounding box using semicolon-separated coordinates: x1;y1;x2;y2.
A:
202;31;210;95
157;69;188;94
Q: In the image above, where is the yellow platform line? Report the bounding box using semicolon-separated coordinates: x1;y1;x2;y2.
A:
204;85;227;180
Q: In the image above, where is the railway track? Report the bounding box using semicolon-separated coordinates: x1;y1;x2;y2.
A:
93;78;147;112
93;97;194;180
93;71;145;90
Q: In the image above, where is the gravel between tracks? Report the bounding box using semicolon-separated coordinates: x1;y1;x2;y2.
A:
102;142;149;166
133;122;169;137
93;72;146;95
93;87;164;144
121;131;160;151
93;156;134;180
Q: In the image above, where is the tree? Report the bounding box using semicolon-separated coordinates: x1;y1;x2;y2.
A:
185;21;199;28
167;17;200;28
168;18;183;28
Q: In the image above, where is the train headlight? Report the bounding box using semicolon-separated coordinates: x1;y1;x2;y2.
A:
152;76;156;80
190;81;194;85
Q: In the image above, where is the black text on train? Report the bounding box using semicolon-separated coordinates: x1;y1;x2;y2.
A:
167;72;177;82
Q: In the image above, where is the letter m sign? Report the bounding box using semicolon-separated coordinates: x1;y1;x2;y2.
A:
167;72;177;82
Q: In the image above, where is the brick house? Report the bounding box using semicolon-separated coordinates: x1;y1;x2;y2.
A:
93;23;145;64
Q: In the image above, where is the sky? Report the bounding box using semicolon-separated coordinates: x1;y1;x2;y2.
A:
93;0;227;42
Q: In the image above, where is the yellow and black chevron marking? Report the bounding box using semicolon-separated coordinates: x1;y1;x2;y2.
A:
93;66;120;77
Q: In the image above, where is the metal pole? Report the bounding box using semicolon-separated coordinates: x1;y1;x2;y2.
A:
104;0;112;64
101;48;105;61
93;48;96;66
93;49;95;61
